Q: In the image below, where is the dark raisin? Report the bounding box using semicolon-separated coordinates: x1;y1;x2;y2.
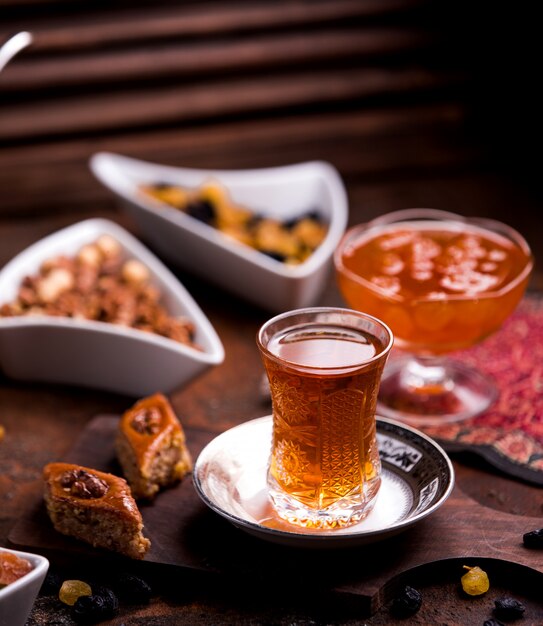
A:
523;528;543;548
283;215;303;230
305;210;322;222
261;250;287;263
484;619;505;626
283;210;322;229
40;571;63;596
114;573;152;604
92;586;119;617
494;596;526;620
247;214;263;229
185;199;215;224
390;585;422;617
72;594;109;624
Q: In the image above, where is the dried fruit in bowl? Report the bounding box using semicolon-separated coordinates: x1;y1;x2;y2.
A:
0;550;33;588
140;179;328;265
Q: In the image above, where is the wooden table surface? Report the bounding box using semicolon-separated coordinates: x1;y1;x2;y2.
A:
2;186;543;625
2;1;543;624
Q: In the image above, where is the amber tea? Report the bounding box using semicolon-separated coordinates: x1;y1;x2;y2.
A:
257;308;393;529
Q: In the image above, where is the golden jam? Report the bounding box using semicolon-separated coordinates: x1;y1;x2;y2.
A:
338;221;532;354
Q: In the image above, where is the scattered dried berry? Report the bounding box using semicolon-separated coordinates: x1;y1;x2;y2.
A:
494;596;526;621
72;594;110;624
92;585;119;617
40;571;63;595
59;579;92;606
461;565;490;596
484;619;505;626
390;585;422;617
114;572;152;604
522;528;543;549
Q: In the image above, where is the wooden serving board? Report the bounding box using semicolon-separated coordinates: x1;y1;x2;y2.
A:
8;415;543;614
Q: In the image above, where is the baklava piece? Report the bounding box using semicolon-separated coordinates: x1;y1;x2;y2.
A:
43;463;150;560
115;393;192;500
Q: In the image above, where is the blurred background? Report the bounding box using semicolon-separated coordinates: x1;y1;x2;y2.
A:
1;0;542;285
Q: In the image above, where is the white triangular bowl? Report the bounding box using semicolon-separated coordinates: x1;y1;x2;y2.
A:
0;218;224;396
90;153;348;313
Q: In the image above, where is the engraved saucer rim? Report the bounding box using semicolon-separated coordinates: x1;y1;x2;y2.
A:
192;415;455;548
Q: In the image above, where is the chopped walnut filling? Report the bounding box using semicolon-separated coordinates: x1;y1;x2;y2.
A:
0;237;199;349
130;407;163;435
59;469;109;499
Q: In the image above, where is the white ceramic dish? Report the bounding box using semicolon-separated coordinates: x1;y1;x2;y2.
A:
0;547;49;626
0;218;224;396
89;153;348;313
193;415;454;548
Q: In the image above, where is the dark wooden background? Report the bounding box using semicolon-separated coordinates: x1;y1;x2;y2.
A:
1;0;540;228
2;1;543;624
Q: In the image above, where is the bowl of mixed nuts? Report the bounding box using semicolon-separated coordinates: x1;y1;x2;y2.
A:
0;218;224;396
90;153;348;313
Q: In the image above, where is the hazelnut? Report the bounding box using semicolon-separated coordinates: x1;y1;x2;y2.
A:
37;268;74;303
96;235;121;258
77;244;101;268
40;255;71;274
122;259;150;285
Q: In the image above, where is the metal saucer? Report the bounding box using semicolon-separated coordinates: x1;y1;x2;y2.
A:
193;415;454;548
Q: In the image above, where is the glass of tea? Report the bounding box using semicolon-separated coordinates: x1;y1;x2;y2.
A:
257;307;393;529
334;208;534;425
